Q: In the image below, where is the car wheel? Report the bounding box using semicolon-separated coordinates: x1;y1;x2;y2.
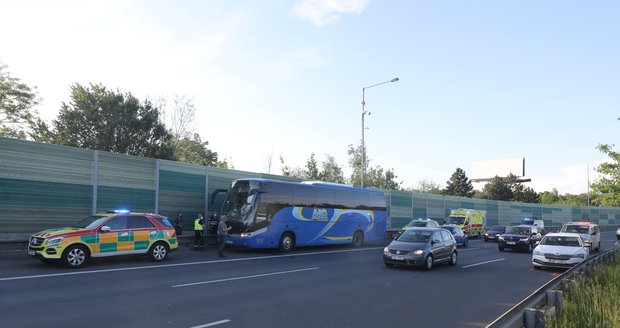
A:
449;251;457;266
279;232;295;252
352;231;364;248
484;237;488;242
62;245;88;268
424;255;434;271
149;242;169;262
463;238;468;248
498;246;504;252
384;261;394;268
527;243;533;253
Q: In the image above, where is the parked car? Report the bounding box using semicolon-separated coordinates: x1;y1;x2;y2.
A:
532;233;589;269
28;210;178;268
521;217;545;234
440;225;468;247
560;222;601;251
498;225;542;253
399;218;440;233
383;227;457;271
484;226;506;242
617;227;620;240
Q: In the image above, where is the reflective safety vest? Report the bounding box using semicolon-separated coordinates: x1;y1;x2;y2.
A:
194;218;204;231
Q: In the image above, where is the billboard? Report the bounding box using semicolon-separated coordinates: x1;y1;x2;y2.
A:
472;157;525;182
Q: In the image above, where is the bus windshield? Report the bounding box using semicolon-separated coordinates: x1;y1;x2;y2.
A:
222;181;261;228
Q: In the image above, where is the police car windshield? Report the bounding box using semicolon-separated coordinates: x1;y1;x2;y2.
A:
561;225;589;234
74;215;109;229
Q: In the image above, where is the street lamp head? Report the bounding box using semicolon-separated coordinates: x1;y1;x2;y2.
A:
390;78;399;82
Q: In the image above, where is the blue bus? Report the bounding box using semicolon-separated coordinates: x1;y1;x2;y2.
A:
216;178;387;252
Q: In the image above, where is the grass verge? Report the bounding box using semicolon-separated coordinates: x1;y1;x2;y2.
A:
546;253;620;328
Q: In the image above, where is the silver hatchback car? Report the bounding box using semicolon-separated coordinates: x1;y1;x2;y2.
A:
383;227;457;271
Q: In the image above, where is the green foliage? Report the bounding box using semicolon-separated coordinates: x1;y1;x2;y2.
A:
546;255;620;328
408;179;443;194
347;143;401;189
52;83;173;159
0;63;40;139
443;168;474;197
319;155;345;183
305;153;320;180
173;133;227;167
539;188;560;204
591;144;620;206
482;175;514;201
281;153;346;184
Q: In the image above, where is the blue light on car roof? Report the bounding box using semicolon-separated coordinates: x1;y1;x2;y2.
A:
113;209;130;213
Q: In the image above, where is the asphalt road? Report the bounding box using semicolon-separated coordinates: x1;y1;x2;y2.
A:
1;232;618;328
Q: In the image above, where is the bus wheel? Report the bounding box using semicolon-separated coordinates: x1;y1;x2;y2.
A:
352;231;364;248
279;233;295;252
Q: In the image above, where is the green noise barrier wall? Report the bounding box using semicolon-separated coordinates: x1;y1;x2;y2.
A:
0;137;617;240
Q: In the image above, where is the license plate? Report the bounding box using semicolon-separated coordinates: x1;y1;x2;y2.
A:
225;240;233;244
391;255;405;260
507;242;516;245
549;259;563;264
28;250;35;256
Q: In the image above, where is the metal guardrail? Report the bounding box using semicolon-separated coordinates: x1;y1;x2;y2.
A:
486;244;620;328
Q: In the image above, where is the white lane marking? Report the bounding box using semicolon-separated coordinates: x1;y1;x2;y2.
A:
461;258;505;268
172;267;319;288
0;247;382;282
190;319;231;328
455;247;481;252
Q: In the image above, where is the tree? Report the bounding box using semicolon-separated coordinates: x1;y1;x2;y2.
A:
539;188;560;204
305;153;320;180
408;179;442;194
591;144;620;206
280;155;305;178
443;168;474;197
173;133;228;167
52;83;172;159
347;143;401;189
347;143;366;187
319;155;345;183
0;63;40;139
482;175;513;201
514;186;540;203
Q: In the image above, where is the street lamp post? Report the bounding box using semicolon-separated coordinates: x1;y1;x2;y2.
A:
361;77;399;188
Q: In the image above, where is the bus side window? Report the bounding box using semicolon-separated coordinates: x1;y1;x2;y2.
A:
335;190;354;209
353;192;370;210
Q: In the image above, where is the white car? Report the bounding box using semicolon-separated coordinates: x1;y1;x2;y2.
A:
532;233;589;269
616;227;620;240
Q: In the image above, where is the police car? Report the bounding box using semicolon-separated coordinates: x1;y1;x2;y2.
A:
28;210;178;268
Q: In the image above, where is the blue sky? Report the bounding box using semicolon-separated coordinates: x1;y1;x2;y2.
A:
1;0;618;193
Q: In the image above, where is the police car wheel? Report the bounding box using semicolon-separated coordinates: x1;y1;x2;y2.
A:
62;245;88;268
149;242;169;262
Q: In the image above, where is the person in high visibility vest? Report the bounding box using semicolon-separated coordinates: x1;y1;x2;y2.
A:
194;213;205;250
